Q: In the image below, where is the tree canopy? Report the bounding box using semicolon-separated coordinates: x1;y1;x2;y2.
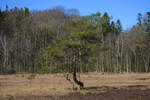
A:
0;6;150;75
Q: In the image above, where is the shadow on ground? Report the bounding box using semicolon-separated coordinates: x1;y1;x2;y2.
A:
136;78;150;80
1;85;150;100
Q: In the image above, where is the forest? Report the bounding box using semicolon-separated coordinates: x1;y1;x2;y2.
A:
0;5;150;74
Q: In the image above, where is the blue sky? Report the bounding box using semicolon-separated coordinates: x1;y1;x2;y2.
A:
0;0;150;30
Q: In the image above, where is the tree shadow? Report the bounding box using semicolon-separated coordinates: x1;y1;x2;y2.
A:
85;86;116;90
83;85;118;93
84;85;149;93
136;78;150;80
123;85;149;89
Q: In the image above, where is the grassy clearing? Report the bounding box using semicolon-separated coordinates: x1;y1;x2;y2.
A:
0;73;150;97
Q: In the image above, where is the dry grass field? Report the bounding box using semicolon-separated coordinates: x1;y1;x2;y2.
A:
0;73;150;100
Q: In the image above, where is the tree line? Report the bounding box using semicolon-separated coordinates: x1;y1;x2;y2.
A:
0;5;150;74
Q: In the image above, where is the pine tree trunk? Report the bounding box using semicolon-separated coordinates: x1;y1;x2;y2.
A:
72;54;84;89
72;67;84;89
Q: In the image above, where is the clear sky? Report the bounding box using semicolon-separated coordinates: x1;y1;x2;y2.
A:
0;0;150;30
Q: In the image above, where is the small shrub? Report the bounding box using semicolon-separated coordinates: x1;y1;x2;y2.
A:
28;66;34;73
28;74;36;80
27;74;36;87
37;66;51;74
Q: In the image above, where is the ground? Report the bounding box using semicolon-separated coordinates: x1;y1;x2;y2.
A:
0;73;150;100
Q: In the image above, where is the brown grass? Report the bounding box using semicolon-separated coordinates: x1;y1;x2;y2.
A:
0;73;150;97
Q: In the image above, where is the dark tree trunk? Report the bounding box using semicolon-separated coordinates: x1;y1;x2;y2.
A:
72;54;84;89
72;67;84;89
